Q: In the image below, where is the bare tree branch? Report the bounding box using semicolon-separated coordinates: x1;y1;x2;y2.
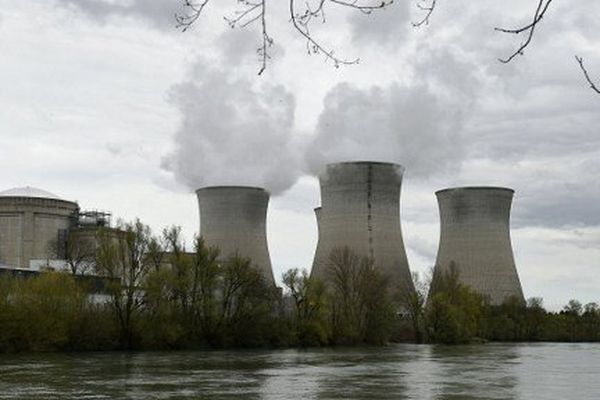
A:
412;0;436;28
178;0;392;74
175;0;210;32
495;0;554;63
223;0;272;75
575;56;600;95
257;1;273;75
289;0;393;68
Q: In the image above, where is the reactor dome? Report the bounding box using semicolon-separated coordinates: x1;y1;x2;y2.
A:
0;186;64;200
0;186;79;269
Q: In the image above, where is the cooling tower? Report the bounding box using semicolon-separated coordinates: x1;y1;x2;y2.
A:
0;187;79;268
311;162;414;295
196;186;275;285
432;186;524;305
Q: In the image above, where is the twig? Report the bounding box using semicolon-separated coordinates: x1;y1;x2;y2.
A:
289;0;392;68
223;1;272;75
258;1;273;75
175;0;210;32
178;0;393;74
412;0;436;28
575;56;600;95
495;0;554;63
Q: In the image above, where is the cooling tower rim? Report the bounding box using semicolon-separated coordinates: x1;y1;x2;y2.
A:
436;186;515;195
196;185;269;194
326;161;403;168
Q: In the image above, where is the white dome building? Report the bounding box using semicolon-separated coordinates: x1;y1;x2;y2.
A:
0;187;79;269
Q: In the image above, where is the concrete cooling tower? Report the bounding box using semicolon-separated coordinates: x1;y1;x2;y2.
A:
196;186;275;286
311;162;414;296
432;186;524;305
0;187;79;269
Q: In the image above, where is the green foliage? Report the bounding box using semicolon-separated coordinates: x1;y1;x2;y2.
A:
282;268;329;346
138;231;282;349
425;264;485;344
3;223;600;353
281;248;398;346
0;272;114;352
424;263;600;344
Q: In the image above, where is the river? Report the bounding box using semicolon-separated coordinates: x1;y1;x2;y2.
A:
1;343;598;399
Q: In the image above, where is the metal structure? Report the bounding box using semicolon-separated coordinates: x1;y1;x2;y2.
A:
432;186;524;305
0;187;79;268
196;186;275;285
311;161;414;296
78;210;112;227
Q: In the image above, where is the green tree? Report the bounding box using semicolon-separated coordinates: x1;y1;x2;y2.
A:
425;263;485;344
282;268;328;346
2;273;87;352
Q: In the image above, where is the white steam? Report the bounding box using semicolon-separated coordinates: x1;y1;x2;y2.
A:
305;81;468;177
163;48;480;194
161;60;302;195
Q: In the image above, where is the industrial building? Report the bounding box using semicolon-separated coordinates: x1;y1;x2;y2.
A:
0;187;79;269
431;186;525;305
196;186;275;286
311;162;415;297
0;186;112;272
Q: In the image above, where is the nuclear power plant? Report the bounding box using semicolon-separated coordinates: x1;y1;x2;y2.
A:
196;186;275;286
0;187;79;269
311;162;415;296
431;186;524;305
1;167;527;304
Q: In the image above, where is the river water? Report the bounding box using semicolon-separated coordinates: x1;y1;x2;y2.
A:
0;343;598;399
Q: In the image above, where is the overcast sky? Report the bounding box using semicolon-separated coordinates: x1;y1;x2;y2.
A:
1;0;599;309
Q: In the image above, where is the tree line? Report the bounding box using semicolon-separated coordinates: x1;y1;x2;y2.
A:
0;219;598;353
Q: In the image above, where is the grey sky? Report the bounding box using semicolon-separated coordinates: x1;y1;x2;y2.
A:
0;0;599;310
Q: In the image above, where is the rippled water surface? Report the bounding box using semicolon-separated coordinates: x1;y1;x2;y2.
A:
1;343;599;399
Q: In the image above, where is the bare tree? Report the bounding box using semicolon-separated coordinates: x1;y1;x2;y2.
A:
177;1;598;94
47;230;96;275
94;221;155;348
397;269;431;343
282;268;327;325
326;247;392;344
176;0;394;74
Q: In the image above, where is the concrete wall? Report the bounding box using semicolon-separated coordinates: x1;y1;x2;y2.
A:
311;162;414;297
433;187;524;305
0;197;78;268
196;186;275;285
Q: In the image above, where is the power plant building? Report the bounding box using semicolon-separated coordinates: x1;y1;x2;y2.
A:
0;187;79;269
196;186;275;285
311;162;414;296
432;186;524;305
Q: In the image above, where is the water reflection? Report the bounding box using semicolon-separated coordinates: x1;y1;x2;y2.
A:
312;347;411;399
1;344;600;399
428;344;520;400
